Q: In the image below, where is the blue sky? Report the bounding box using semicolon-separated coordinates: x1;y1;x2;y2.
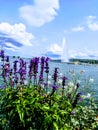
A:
0;0;98;59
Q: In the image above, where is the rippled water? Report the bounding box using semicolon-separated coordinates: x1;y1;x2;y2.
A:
0;58;98;100
49;61;98;99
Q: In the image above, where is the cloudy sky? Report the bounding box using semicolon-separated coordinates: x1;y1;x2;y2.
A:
0;0;98;59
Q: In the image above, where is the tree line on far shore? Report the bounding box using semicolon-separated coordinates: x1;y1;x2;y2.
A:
69;58;98;64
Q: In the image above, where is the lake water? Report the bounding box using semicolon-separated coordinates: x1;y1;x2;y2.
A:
49;61;98;100
0;58;98;100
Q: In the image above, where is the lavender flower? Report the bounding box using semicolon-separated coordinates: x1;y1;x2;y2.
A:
68;93;72;102
6;56;9;62
0;49;4;58
33;57;39;78
0;49;5;65
44;83;48;87
72;92;83;108
2;63;10;78
45;57;50;74
52;67;59;85
13;60;19;86
51;85;59;91
14;75;19;84
13;60;18;74
62;76;68;89
18;58;27;85
76;83;80;88
28;59;34;76
28;57;39;85
39;57;45;84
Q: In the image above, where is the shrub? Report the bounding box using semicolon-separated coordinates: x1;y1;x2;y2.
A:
0;49;98;130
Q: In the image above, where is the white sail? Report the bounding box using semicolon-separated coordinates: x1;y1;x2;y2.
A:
61;37;69;62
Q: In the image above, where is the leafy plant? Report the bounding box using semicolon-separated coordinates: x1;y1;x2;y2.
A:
0;49;98;130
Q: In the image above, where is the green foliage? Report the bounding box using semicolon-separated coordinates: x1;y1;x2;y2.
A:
70;105;98;130
0;85;98;130
0;86;72;130
0;50;97;130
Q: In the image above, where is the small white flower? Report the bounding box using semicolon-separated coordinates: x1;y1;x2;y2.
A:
64;85;68;89
68;82;74;87
69;88;73;92
24;80;28;85
87;93;91;98
58;79;62;84
41;84;44;89
82;93;91;99
74;85;77;89
59;73;64;77
47;91;50;94
48;80;51;85
48;75;52;79
89;78;94;83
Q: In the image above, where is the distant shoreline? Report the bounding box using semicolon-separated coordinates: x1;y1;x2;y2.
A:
50;58;98;65
69;58;98;64
9;56;98;65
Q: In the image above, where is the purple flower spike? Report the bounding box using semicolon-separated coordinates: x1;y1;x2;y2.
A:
79;98;82;101
52;67;59;85
45;57;50;74
0;49;4;58
68;93;72;102
72;92;83;108
14;75;19;84
39;57;45;84
33;57;39;77
62;76;68;88
18;58;27;85
13;60;18;74
0;49;5;63
51;85;59;90
6;56;9;62
77;92;83;96
45;57;50;62
28;57;39;85
44;83;48;87
76;83;80;88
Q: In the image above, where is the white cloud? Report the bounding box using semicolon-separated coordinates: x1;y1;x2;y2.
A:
68;50;78;58
72;26;84;32
5;42;20;50
69;15;98;33
4;47;17;52
46;42;98;60
69;48;98;59
86;15;98;31
69;50;89;59
48;43;63;54
19;0;59;27
88;22;98;31
87;15;96;21
0;22;34;46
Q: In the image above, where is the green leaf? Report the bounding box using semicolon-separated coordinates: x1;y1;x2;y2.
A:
16;105;24;123
53;122;58;130
42;105;50;111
